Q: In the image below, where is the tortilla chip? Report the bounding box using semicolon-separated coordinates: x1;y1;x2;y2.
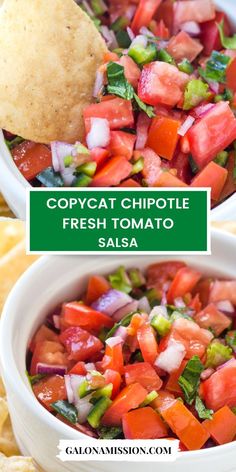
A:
0;453;37;471
0;240;38;313
0;0;107;143
212;221;236;235
0;194;15;219
0;220;25;257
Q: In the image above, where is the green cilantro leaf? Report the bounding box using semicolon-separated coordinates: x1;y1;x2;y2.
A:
178;356;204;404
199;50;231;84
195;395;213;420
107;62;134;100
218;20;236;50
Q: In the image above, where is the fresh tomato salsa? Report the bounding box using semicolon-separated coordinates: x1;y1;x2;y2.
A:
28;261;236;448
4;0;236;206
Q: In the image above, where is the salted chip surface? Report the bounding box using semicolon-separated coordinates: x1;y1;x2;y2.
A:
0;0;107;143
0;453;37;471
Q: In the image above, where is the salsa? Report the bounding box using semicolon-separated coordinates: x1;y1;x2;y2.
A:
28;261;236;449
5;0;236;206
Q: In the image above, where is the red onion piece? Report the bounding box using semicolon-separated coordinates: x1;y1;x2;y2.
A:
113;300;139;322
127;27;135;41
140;26;155;38
86;118;110;150
178;116;195;136
216;358;236;371
85;363;96;372
209;81;220;94
101;26;118;50
194;102;215;118
216;300;234;314
91;289;133;317
51;141;75;173
126;5;136;21
180;21;201;37
138;296;151;314
200;368;214;380
114;325;128;341
105;336;124;348
93;70;104;98
135;112;151;149
174;297;186;308
36;363;67;376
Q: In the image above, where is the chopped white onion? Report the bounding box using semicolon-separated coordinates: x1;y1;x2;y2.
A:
61;167;75;186
70;374;85;404
101;26;118;50
126;5;136;21
53;315;60;330
138;296;151;314
86;118;110;150
155;340;186;373
149;305;168;321
65;375;74;404
93;70;104;98
85;363;96;372
51;141;75;173
216;300;234;313
114;326;128;341
127;27;135;41
129;34;148;50
178;116;195;136
76;394;93;424
135;112;150;150
105;336;124;348
140;26;155;38
200;368;214;380
174;297;186;308
209;80;220;94
180;21;201;37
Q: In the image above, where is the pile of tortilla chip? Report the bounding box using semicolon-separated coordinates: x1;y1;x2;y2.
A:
0;221;39;470
0;194;14;219
0;0;107;144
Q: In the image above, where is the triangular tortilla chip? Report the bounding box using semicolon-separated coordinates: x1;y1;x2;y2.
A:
0;0;107;143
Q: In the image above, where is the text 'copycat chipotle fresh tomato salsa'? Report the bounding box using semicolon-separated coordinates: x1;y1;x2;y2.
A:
4;0;236;206
28;261;236;449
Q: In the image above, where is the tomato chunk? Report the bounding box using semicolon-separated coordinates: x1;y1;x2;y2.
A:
31;325;59;351
200;12;231;56
151;390;175;410
191;161;228;201
220;152;236;201
226;58;236;93
91;156;132;187
12;141;52;181
209;281;236;305
174;0;215;25
146;116;181;160
119;178;141;187
123;407;167;439
202;360;236;411
90;148;109;169
203;406;236;445
63;302;113;332
86;275;110;305
147;260;186;289
167;266;201;303
131;0;162;34
194;303;231;336
124;362;162;392
165;360;187;395
83;98;134;130
160;400;210;450
187;102;236;169
137;323;159;365
119;56;141;89
104;369;121;399
167;31;203;63
109;131;136;160
99;342;124;374
154;170;188;187
102;383;148;426
168;318;213;359
33;375;66;411
30;341;68;375
137;147;161;185
60;327;103;362
138;62;189;107
69;361;87;375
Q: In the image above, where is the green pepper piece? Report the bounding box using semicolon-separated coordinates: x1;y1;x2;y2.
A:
87;397;112;429
51;400;78;424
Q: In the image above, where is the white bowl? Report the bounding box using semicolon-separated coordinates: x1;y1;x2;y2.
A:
0;0;235;220
0;228;236;472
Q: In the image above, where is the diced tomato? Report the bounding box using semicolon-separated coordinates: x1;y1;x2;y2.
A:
155;0;174;31
147;260;186;290
203;406;236;445
136;112;151;150
99;342;124;374
123;406;167;439
160;400;210;450
200;12;231;56
91;156;132;187
104;51;119;63
189;293;202;313
193;278;212;307
127;312;148;336
104;369;121;399
109;131;136;160
146;116;181;160
180;135;190;154
136;147;161;185
137;323;159;365
33;375;66;411
60;327;103;362
187;102;236;169
131;0;162;34
69;361;87;375
31;325;59;351
154;170;188;187
90;148;109;169
174;0;215;25
138;62;189;107
62;302;113;332
209;281;236;306
167;31;203;63
226;58;236;94
119;178;141;187
86;275;110;305
202;360;236;411
191;161;228;201
102;383;148;426
119;56;141;89
83;98;134;131
151;390;175;410
165;360;187;395
167;267;201;304
124;362;162;392
12;141;52;181
194;303;231;336
168;318;213;359
152;19;170;40
167;151;192;184
30;341;68;376
220;152;236;201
